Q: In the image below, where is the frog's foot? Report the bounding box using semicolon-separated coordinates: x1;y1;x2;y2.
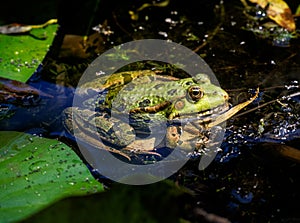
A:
122;148;162;157
73;131;133;161
121;138;162;157
103;147;133;161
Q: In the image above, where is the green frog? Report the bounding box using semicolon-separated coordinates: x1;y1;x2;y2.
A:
63;70;258;160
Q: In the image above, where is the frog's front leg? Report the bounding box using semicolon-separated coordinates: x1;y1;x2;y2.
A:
165;123;209;151
121;138;163;157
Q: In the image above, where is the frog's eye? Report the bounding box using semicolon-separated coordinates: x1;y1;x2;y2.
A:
188;86;204;101
184;80;194;86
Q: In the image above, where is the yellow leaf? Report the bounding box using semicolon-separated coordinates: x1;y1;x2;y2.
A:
248;0;296;31
248;0;268;8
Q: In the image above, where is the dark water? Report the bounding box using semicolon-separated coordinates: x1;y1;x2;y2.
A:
1;0;300;222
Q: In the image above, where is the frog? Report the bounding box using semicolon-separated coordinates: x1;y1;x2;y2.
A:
63;70;258;160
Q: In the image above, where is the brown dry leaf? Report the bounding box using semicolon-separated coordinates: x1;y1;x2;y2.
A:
295;4;300;16
58;32;104;59
248;0;296;31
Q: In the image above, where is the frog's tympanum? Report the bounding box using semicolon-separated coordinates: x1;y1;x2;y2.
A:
63;70;258;160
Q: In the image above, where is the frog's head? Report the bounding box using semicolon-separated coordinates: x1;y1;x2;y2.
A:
171;73;229;119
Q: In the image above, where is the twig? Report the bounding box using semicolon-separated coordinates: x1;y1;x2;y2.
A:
193;1;225;53
193;207;231;223
233;91;300;118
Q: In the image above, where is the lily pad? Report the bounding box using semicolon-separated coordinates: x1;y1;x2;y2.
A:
0;131;104;223
0;23;58;82
22;180;189;223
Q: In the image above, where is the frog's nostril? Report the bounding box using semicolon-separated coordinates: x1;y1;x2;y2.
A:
224;93;229;100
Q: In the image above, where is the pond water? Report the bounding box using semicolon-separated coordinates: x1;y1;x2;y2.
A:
1;0;300;222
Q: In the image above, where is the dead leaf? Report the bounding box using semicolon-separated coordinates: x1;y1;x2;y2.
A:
248;0;295;31
58;32;104;59
0;77;53;105
0;19;57;34
295;4;300;16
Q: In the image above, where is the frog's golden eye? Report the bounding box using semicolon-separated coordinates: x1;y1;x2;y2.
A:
188;86;204;101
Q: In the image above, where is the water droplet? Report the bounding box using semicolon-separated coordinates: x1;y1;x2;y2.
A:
16;171;22;178
29;160;47;173
24;155;34;161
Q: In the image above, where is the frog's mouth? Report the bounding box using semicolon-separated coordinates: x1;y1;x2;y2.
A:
172;88;259;127
174;102;230;125
197;103;230;118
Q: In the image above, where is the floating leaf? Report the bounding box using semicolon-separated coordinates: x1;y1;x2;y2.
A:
0;77;53;105
22;180;190;223
0;19;57;34
0;131;104;223
0;20;58;82
248;0;296;31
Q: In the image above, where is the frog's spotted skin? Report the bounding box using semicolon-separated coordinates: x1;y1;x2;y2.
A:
77;70;158;96
63;70;258;160
113;74;228;117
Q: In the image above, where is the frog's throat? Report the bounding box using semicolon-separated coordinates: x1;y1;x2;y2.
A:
207;88;259;128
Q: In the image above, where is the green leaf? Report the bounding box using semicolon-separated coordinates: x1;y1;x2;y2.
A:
0;23;58;83
0;131;104;223
22;180;190;223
